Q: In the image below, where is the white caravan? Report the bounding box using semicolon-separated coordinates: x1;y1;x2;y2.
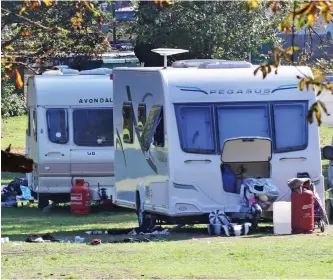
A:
113;50;325;228
26;68;114;209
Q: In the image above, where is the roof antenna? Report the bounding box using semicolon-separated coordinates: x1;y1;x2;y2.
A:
151;48;189;69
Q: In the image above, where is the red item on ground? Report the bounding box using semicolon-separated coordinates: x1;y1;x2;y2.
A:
291;187;314;234
70;179;90;215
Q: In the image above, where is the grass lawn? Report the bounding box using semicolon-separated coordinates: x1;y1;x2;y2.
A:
1;205;333;279
1;116;27;184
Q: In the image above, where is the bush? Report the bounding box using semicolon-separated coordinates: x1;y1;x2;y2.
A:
1;70;26;118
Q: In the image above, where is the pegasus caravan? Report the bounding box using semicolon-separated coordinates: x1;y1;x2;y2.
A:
26;67;115;209
112;49;325;229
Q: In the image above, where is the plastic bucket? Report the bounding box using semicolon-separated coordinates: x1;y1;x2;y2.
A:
214;224;222;235
233;224;242;236
207;224;214;235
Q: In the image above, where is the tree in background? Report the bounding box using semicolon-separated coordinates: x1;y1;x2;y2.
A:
134;0;333;125
1;0;110;86
133;1;281;64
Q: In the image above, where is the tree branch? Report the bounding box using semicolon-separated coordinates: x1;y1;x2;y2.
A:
10;61;42;74
309;26;325;45
1;7;52;31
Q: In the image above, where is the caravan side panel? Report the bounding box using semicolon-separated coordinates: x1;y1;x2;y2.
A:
113;70;168;209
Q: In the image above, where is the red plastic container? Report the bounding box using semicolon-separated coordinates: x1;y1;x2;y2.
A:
291;188;314;234
70;179;90;215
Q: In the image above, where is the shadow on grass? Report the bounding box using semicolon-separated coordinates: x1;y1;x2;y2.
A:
1;203;279;243
1;205;137;241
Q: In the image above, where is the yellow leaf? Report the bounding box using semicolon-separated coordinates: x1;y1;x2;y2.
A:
5;45;14;51
15;69;24;89
252;1;258;8
307;14;315;27
42;0;52;6
5;63;13;69
286;46;300;55
325;11;332;23
298;79;305;91
19;6;26;16
70;17;77;24
83;1;95;12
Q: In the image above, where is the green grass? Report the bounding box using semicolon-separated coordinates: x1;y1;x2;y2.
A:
1;116;27;184
1;206;333;279
1;205;137;240
1;115;27;153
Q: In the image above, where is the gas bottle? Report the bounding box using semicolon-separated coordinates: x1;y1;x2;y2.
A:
70;179;90;215
291;187;314;234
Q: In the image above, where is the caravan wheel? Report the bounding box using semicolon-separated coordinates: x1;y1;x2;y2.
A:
38;195;49;210
137;205;144;227
136;197;156;231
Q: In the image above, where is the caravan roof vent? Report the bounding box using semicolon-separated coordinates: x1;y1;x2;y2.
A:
198;61;253;69
42;70;63;76
171;59;227;68
53;65;70;70
151;48;189;68
42;66;79;75
61;69;80;75
79;68;113;75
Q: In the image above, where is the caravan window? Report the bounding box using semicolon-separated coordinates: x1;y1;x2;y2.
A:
46;109;68;144
141;105;164;152
122;103;134;143
175;105;215;154
33;110;37;141
27;110;31;136
153;106;164;147
137;103;146;132
217;105;269;151
73;108;114;147
272;102;307;152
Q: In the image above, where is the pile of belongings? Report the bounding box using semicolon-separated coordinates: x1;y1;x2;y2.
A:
240;178;280;211
208;210;251;236
1;178;33;208
25;233;61;243
127;226;170;236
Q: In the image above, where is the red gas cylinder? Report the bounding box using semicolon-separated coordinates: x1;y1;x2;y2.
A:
291;187;314;234
70;179;90;215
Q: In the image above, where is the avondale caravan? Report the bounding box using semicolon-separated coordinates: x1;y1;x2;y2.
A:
26;68;114;209
112;49;325;229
